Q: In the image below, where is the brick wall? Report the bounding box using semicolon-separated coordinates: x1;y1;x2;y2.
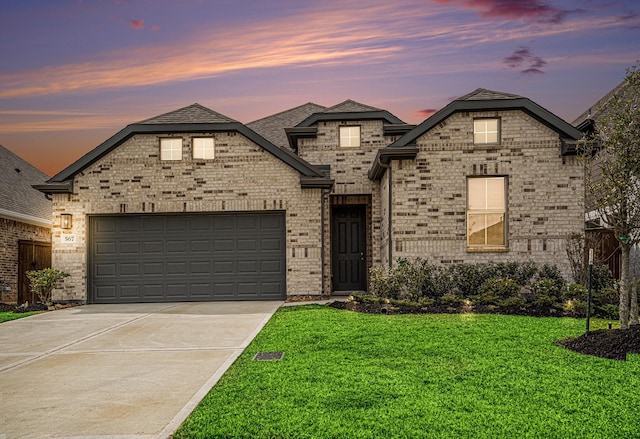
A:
0;218;51;303
50;131;324;301
389;110;584;279
298;119;394;291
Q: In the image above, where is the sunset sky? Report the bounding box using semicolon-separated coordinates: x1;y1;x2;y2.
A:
1;0;638;176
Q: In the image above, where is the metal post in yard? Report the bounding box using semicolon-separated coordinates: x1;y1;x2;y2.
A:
586;248;594;336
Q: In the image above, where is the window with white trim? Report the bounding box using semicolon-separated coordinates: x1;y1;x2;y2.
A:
193;137;215;159
160;138;182;160
467;177;506;248
339;126;361;147
473;118;500;144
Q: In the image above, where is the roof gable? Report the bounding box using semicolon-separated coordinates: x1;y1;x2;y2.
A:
247;102;327;149
39;104;332;191
0;144;51;225
390;88;582;148
456;88;523;101
323;99;382;113
369;88;584;180
136;103;237;124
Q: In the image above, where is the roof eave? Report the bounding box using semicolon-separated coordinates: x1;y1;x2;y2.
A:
368;145;419;180
0;207;52;228
33;180;74;194
299;177;335;189
297;110;405;128
285;127;318;151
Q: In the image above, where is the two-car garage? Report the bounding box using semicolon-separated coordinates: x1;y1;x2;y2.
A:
88;212;286;303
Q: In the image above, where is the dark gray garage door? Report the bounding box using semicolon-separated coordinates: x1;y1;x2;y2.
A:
88;212;285;303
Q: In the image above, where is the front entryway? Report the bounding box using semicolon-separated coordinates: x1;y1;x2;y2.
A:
331;205;367;292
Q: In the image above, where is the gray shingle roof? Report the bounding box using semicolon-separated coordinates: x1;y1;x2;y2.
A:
248;103;326;149
0;144;51;223
323;99;382;113
136;103;238;124
456;88;524;101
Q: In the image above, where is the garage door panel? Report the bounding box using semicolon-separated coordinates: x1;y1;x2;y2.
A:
119;241;140;254
143;262;163;275
95;263;116;277
95;242;117;256
190;261;211;275
167;262;188;275
120;263;140;276
213;239;235;252
120;284;141;299
190;240;211;253
95;285;117;300
213;260;234;274
90;213;286;303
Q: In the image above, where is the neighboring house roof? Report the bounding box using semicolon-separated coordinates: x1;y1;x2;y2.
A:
248;102;327;149
369;88;585;180
285;99;413;151
35;104;332;193
0;144;51;227
573;79;631;132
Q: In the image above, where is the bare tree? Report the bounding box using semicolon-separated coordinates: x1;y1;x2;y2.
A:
580;64;640;329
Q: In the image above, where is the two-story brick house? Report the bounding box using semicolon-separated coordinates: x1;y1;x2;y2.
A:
36;89;584;303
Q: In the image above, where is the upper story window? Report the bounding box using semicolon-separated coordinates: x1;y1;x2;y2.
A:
193;137;215;160
467;176;507;249
160;138;182;160
339;126;361;147
473;118;500;145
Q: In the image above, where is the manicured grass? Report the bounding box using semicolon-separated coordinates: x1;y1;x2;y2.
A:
0;311;37;323
175;306;639;439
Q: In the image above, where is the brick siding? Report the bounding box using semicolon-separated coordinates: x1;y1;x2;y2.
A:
50;131;324;301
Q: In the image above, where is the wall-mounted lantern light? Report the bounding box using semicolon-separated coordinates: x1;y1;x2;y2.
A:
60;213;73;229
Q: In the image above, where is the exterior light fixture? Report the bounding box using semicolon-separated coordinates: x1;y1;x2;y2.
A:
60;213;73;229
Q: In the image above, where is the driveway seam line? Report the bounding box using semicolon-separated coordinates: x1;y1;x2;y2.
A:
0;303;181;374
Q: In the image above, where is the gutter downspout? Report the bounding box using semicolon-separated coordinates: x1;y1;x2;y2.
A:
377;156;393;268
320;188;331;296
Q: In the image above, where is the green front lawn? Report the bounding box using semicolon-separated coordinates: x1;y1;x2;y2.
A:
175;306;639;439
0;311;37;323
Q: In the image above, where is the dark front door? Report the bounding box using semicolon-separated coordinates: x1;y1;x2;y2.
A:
332;205;366;292
18;241;52;304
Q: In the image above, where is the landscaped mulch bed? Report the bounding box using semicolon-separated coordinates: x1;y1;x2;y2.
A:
0;302;79;313
329;300;640;361
556;325;640;361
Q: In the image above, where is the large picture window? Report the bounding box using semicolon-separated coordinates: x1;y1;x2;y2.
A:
160;138;182;161
467;177;506;248
339;126;361;147
473;118;500;144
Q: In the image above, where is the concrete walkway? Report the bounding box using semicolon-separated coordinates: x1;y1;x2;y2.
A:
0;301;281;439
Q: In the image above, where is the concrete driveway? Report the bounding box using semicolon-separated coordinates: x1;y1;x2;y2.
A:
0;301;282;439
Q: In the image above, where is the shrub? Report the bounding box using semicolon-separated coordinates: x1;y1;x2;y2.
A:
563;299;588;316
475;278;520;305
499;296;528;308
437;293;465;306
26;268;70;305
530;278;562;307
563;283;588;301
595;304;619;319
537;264;566;291
450;263;493;297
369;265;394;298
